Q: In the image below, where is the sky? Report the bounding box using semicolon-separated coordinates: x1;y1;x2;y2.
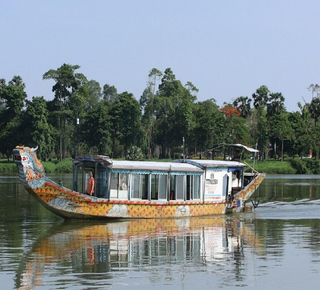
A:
1;0;320;112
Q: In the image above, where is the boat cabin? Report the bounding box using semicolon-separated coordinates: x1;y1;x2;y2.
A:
72;156;247;203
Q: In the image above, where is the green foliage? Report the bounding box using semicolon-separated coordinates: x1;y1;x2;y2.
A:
289;158;320;174
247;160;296;174
192;99;225;153
0;161;17;173
54;159;73;173
305;159;320;174
81;100;111;155
110;92;142;157
0;76;27;157
290;159;308;174
127;146;144;160
43;162;56;173
308;98;320;125
4;64;320;166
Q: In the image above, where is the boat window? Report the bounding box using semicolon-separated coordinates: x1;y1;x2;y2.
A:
110;172;119;199
130;174;149;200
131;174;141;199
141;174;148;199
119;173;129;199
170;175;175;200
176;176;185;200
193;176;201;199
150;174;168;200
186;175;201;200
110;172;118;190
109;172;129;200
151;174;158;200
119;173;128;190
158;175;167;200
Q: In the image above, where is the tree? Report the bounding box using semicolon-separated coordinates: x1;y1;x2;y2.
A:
307;83;320;98
0;76;27;159
140;68;163;158
220;104;249;145
267;92;286;117
23;97;55;160
268;113;293;160
43;64;87;159
288;109;312;157
252;85;269;109
308;97;320;126
248;106;268;158
233;96;251;118
80;100;111;155
192;99;226;155
110;92;142;157
81;80;102;110
154;68;195;158
103;84;118;102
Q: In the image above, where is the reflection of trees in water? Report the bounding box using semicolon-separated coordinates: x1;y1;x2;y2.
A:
259;177;320;202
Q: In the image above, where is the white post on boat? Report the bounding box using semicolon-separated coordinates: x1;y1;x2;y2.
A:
252;143;258;174
182;137;185;161
76;118;80;157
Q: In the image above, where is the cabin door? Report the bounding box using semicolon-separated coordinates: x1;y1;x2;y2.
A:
95;165;107;198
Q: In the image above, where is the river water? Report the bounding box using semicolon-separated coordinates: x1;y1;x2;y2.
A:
1;174;320;289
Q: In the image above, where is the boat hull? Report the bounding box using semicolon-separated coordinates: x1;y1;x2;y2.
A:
22;172;265;219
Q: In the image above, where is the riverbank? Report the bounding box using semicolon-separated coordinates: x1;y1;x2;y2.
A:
2;158;319;174
0;159;73;174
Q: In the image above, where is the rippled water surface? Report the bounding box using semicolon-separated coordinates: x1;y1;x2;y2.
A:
1;174;320;289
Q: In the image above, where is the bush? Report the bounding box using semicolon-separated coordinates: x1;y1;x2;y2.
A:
127;146;144;161
43;162;56;173
0;162;17;173
290;159;308;174
248;160;296;174
305;159;320;174
55;159;73;173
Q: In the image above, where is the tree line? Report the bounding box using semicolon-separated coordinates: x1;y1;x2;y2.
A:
0;63;319;161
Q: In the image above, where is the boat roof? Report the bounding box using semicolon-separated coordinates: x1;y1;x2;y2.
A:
74;156;245;172
179;159;246;169
111;161;203;173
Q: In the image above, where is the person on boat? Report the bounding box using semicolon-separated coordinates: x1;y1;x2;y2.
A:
232;150;241;161
86;171;95;195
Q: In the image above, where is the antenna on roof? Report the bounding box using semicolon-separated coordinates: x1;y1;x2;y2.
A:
182;137;185;161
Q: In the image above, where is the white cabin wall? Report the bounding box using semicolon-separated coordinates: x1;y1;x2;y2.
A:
204;169;230;201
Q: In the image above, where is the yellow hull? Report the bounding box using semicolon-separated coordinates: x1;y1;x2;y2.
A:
26;172;264;219
29;181;229;218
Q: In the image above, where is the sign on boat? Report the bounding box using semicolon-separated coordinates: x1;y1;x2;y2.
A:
12;145;265;219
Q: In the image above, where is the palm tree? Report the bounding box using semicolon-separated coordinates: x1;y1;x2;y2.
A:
252;85;269;109
233;96;251;118
309;98;320;126
267;92;285;117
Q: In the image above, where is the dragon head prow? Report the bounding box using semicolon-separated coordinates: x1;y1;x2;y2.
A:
13;145;45;179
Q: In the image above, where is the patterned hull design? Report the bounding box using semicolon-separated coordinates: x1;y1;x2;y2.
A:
13;146;265;219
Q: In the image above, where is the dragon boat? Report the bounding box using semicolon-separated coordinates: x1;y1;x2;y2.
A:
12;145;265;219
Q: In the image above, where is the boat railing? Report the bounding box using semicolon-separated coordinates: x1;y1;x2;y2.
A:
243;161;259;174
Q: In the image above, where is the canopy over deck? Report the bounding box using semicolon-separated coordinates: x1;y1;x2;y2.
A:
215;143;259;153
177;159;246;170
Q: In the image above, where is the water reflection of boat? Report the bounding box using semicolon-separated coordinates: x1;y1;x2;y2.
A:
16;217;265;289
12;146;265;219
